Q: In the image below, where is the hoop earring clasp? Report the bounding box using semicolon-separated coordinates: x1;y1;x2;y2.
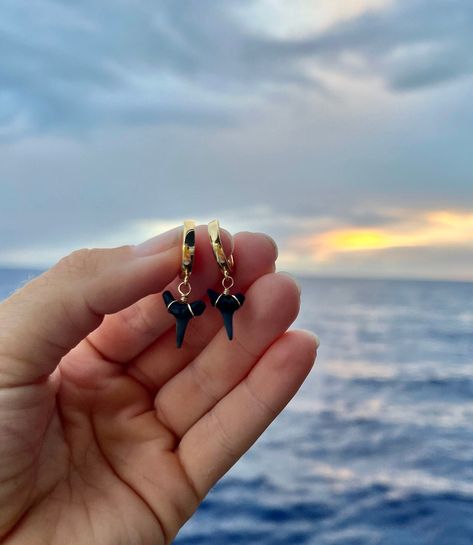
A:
181;220;195;280
207;219;245;340
208;219;234;278
162;220;206;348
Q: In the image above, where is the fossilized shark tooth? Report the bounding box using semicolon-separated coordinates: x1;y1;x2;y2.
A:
163;290;206;348
207;288;245;340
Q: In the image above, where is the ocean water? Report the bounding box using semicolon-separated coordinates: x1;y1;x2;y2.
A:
1;271;472;544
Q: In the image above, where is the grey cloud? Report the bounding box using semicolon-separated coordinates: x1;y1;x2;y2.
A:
2;0;473;137
250;0;473;91
0;0;320;136
313;0;473;91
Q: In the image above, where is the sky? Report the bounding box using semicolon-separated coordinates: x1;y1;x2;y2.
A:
1;0;473;280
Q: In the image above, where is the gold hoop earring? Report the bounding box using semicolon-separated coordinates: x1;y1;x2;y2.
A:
162;220;206;348
207;220;245;340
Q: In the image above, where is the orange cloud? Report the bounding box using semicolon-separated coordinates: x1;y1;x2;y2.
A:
305;209;473;259
321;229;401;252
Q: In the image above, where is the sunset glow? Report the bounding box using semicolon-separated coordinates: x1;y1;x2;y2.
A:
322;230;395;251
306;210;473;258
1;1;472;282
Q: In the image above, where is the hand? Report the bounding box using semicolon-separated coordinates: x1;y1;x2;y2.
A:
0;226;318;545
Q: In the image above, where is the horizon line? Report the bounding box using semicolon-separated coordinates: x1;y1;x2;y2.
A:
0;265;472;286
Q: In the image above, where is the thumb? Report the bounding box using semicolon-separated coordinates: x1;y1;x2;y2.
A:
0;228;181;387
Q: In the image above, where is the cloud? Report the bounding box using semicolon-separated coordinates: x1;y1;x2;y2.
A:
0;203;313;267
0;0;324;137
312;210;473;257
308;0;473;91
278;208;473;280
248;0;473;91
1;0;473;138
0;1;247;136
3;203;473;281
245;0;394;37
0;216;180;267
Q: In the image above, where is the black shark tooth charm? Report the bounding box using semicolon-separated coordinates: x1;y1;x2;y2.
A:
207;288;245;340
163;290;206;348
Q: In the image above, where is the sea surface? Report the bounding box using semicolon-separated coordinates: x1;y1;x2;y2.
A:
1;271;472;544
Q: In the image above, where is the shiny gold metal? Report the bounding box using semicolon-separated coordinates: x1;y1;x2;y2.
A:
177;280;192;300
178;220;196;302
222;274;234;294
208;219;234;276
181;220;196;280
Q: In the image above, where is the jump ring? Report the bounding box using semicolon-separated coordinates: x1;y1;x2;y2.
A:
222;275;234;291
178;281;192;298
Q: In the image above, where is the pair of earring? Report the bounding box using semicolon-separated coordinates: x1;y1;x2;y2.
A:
162;220;245;348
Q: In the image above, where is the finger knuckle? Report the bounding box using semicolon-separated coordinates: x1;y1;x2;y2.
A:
55;248;101;278
209;409;237;458
119;302;157;336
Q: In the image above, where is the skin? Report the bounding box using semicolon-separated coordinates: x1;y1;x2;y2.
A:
0;225;318;545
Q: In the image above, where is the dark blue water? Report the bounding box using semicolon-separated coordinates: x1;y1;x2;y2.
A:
1;271;472;544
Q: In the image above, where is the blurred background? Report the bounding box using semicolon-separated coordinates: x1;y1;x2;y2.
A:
1;1;472;544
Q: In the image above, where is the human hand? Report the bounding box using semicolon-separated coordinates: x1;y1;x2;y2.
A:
0;226;318;545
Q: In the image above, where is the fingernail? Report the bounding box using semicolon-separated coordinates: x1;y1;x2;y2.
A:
134;226;181;256
301;329;321;350
254;232;278;260
278;271;301;295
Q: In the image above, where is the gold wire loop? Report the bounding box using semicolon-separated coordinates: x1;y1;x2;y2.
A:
178;280;192;300
222;274;234;294
181;220;196;280
208;219;234;276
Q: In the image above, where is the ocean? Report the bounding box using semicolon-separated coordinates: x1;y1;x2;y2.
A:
1;270;472;544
